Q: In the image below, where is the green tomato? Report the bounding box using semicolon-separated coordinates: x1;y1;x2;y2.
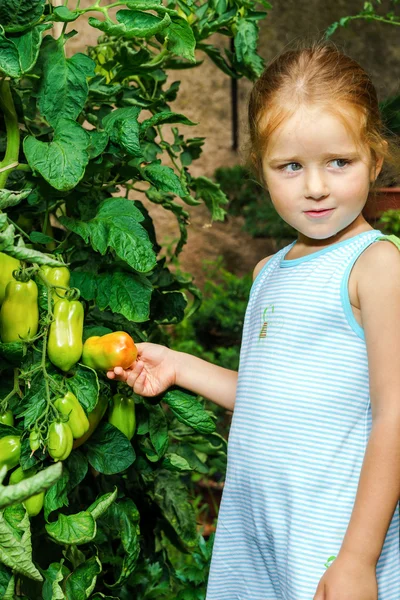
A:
9;467;44;517
54;391;89;439
47;421;73;461
0;410;14;426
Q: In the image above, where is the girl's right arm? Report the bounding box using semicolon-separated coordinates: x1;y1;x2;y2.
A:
107;342;238;412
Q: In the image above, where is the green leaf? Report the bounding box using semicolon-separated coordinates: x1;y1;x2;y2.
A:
142;162;187;198
11;24;51;73
96;272;152;322
45;511;97;545
152;290;187;324
23;119;90;192
88;9;170;39
148;404;169;458
0;32;21;77
163;389;216;434
0;0;45;33
0;463;62;510
117;9;171;38
0;563;13;599
0;341;25;366
165;16;196;62
85;423;135;475
140;110;197;133
53;6;80;22
66;364;99;414
6;244;66;266
191;175;228;221
14;374;46;429
99;499;140;587
29;231;54;244
0;506;42;580
44;466;69;521
64;555;102;599
38;36;95;127
234;19;264;78
0;423;20;439
42;561;69;600
87;130;109;160
154;470;198;548
65;451;88;493
87;487;118;520
60;198;157;273
103;106;142;157
162;453;192;472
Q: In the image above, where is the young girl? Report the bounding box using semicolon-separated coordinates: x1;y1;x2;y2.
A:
108;41;400;599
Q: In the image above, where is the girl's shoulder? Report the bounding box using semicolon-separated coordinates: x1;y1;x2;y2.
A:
353;234;400;307
253;255;273;281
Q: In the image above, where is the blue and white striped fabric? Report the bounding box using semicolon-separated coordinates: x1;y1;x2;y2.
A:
206;228;400;599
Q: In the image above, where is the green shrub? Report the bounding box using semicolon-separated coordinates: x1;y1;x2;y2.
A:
214;165;296;240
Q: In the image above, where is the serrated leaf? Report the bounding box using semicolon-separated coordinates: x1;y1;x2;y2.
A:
23;119;90;192
163;389;216;434
45;511;97;545
142;162;187;198
60;198;156;273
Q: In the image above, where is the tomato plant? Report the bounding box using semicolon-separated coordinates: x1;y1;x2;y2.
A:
0;0;268;597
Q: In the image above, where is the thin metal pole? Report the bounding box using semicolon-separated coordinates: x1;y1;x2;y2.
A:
230;37;238;151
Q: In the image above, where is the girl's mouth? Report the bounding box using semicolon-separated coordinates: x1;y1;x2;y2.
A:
304;208;335;219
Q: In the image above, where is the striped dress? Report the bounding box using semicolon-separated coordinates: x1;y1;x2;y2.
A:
206;228;400;600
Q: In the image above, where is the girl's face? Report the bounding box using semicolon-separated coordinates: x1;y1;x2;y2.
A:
261;105;383;245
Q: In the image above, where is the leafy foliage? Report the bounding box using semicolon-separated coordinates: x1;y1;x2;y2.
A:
0;0;268;596
214;164;296;240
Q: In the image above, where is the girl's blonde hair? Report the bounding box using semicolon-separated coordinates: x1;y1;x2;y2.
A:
246;39;400;191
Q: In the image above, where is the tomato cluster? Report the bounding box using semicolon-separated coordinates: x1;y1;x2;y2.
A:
0;254;138;517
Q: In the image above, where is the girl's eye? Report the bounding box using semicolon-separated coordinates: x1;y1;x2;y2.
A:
331;158;351;168
280;162;302;173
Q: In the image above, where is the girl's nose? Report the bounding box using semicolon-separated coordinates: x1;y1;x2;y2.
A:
304;169;329;199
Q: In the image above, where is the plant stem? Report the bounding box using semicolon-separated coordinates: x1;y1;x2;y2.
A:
0;80;20;188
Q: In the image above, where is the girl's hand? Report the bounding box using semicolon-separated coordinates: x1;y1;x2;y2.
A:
313;554;377;600
106;342;177;397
